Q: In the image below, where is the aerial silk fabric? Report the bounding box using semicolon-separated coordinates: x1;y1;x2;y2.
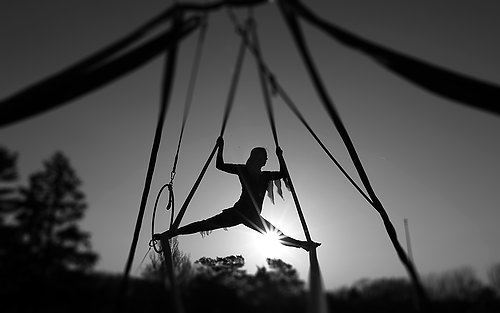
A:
290;0;500;116
0;17;200;128
279;1;431;310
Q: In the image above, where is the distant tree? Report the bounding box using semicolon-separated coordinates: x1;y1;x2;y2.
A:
488;263;500;294
265;258;304;292
351;277;414;302
14;152;97;275
143;252;306;312
142;237;192;286
141;251;165;282
195;254;245;273
193;256;306;313
424;266;484;300
0;146;18;217
0;146;21;271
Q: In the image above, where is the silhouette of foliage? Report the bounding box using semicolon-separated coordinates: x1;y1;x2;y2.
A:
0;146;18;218
196;254;245;272
352;277;414;302
325;277;418;313
425;266;484;300
141;237;192;286
141;250;165;282
488;262;500;295
141;252;306;313
12;151;97;276
0;146;17;183
188;255;306;313
0;146;22;274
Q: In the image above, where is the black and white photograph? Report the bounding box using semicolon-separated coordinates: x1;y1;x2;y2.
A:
1;1;500;312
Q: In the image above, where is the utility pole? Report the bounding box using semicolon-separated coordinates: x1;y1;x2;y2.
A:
404;218;414;264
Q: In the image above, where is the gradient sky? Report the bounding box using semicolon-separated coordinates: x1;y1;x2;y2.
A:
1;0;500;290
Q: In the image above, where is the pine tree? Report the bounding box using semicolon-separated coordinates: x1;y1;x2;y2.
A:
15;152;97;275
0;146;21;271
0;146;18;215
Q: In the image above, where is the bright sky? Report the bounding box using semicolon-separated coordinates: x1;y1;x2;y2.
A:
1;0;500;290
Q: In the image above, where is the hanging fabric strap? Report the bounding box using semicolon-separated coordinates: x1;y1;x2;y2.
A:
248;16;327;313
219;23;248;137
227;12;373;207
150;14;209;254
271;79;373;206
288;0;500;116
0;17;200;128
278;1;430;312
247;11;310;240
117;13;184;313
250;17;280;148
169;21;248;231
171;14;209;181
155;20;244;309
248;7;313;250
0;1;270;128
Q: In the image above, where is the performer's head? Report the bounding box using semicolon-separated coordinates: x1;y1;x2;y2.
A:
247;147;267;168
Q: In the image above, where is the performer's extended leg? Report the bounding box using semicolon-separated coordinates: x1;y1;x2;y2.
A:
241;213;320;252
153;209;240;240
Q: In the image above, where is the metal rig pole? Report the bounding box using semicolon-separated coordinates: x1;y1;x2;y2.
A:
404;218;414;264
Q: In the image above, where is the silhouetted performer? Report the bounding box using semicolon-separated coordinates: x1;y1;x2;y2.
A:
154;137;320;251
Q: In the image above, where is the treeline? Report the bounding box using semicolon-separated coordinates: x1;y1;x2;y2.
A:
0;146;97;281
2;245;500;312
141;250;500;313
141;248;307;313
330;265;500;313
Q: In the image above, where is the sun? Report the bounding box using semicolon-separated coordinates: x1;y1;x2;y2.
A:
253;229;286;258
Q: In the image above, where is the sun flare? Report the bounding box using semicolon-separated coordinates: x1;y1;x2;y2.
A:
253;229;285;257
